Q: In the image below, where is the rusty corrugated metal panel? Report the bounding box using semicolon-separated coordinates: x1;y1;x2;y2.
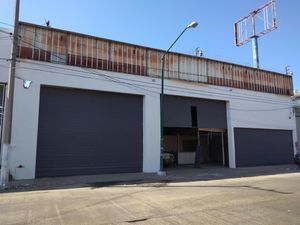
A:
232;66;237;88
284;76;289;95
180;55;197;82
197;58;208;83
257;70;261;92
147;49;160;78
165;53;178;80
17;23;293;96
267;73;271;93
18;24;34;59
271;72;276;93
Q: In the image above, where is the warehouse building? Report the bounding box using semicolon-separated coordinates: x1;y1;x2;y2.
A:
0;22;296;179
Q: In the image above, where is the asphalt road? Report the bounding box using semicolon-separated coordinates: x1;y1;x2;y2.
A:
1;172;300;225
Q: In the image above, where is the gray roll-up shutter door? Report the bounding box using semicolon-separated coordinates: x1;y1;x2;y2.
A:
164;95;227;128
36;86;143;177
234;128;294;167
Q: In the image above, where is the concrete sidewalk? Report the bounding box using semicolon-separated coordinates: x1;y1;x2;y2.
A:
2;164;299;192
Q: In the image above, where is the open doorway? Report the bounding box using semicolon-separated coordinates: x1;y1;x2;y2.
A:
198;129;228;166
164;128;228;167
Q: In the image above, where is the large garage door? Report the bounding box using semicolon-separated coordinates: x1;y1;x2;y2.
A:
36;86;143;177
234;128;294;167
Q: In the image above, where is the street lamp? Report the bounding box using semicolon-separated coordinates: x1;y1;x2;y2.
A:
159;21;198;174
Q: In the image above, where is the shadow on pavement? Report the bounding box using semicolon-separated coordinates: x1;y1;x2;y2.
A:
1;164;299;193
89;180;293;194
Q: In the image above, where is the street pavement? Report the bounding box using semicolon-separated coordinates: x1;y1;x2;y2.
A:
0;166;300;225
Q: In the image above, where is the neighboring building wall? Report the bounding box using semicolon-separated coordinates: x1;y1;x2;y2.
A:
296;116;300;142
0;30;296;179
294;100;300;144
0;28;10;83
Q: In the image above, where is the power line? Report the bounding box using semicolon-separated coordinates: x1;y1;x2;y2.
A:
0;62;159;97
2;23;292;99
0;60;297;112
0;56;295;107
0;51;295;108
0;30;13;35
2;21;285;74
15;31;294;104
229;106;294;112
0;20;292;76
2;24;293;103
1;62;297;113
0;36;12;39
0;25;295;106
20;60;294;106
19;40;163;95
0;21;14;27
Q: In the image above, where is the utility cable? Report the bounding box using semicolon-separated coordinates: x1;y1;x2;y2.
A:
0;57;296;107
2;25;292;103
0;27;295;106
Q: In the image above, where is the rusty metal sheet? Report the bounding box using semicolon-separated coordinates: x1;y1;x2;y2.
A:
197;58;208;83
147;49;160;78
17;23;293;96
165;53;178;80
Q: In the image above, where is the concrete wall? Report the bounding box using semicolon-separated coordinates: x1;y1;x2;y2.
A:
0;35;296;179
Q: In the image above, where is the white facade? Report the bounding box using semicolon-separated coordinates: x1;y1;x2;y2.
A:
0;30;297;180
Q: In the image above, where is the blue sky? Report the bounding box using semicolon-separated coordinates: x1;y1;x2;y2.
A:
1;0;300;89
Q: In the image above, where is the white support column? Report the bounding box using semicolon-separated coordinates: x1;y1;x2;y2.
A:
8;78;40;179
226;101;236;168
142;94;160;172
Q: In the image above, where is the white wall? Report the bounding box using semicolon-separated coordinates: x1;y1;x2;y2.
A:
3;61;162;179
0;35;296;179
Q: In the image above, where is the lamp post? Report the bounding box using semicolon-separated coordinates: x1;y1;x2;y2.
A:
159;21;198;174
